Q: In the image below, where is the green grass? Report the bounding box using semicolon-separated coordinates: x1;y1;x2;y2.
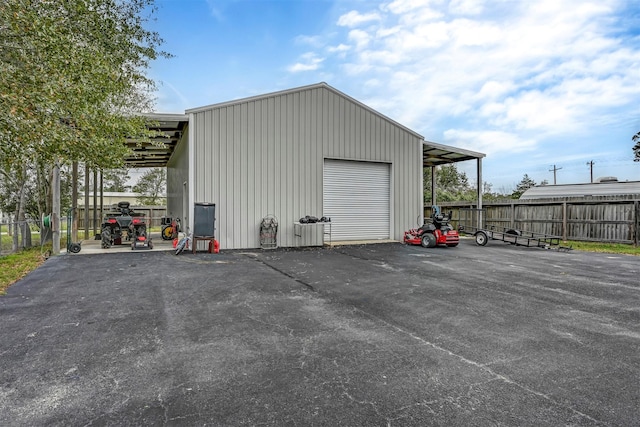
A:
0;246;51;295
563;241;640;256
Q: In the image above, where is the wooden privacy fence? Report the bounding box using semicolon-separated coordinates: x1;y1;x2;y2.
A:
432;196;640;245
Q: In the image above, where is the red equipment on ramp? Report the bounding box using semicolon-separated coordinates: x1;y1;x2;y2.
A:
404;207;459;248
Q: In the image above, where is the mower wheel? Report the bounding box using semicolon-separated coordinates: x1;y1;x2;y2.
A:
475;231;488;246
421;233;437;248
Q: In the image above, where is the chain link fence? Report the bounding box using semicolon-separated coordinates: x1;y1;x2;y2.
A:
0;218;43;256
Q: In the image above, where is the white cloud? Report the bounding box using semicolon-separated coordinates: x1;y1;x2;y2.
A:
293;0;640;186
205;0;226;21
327;43;350;53
337;10;381;27
448;0;485;15
287;52;325;73
333;1;637;133
443;129;538;157
348;29;372;50
294;35;325;47
383;0;436;15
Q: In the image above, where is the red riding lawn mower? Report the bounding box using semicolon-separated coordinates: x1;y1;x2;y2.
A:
404;206;460;248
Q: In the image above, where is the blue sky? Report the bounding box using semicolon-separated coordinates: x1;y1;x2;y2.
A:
147;0;640;191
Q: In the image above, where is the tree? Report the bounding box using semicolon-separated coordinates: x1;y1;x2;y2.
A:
1;0;167;168
102;169;132;193
633;132;640;161
511;174;537;199
424;164;476;203
422;164;511;203
0;0;169;250
133;168;166;205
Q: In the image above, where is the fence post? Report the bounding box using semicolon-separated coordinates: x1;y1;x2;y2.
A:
562;202;567;241
510;202;515;229
631;200;640;246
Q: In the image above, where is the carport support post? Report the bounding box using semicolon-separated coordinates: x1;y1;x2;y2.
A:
562;202;567;241
431;165;436;208
633;200;640;246
71;161;78;243
84;164;89;239
52;162;60;255
99;171;103;231
92;170;98;236
477;158;483;229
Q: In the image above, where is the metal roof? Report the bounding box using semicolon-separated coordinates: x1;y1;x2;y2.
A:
186;83;485;168
422;140;485;167
123;86;486;168
123;113;188;167
187;82;425;139
520;181;640;199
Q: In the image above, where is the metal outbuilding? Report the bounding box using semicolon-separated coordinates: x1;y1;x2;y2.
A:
520;178;640;199
159;82;484;250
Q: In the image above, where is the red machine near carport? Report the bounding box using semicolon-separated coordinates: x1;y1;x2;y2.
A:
404;206;459;248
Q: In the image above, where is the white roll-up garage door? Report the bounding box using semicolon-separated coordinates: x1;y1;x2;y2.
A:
323;159;390;240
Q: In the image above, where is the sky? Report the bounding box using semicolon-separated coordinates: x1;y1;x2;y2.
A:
145;0;640;192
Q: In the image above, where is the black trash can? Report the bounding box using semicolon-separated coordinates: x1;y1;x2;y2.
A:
194;203;216;237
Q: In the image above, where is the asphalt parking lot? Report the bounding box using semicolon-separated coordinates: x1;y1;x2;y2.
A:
1;239;639;426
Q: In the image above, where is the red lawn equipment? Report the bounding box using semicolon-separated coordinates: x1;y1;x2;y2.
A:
404;206;459;248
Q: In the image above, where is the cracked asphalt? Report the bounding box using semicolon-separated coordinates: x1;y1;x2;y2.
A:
1;239;639;426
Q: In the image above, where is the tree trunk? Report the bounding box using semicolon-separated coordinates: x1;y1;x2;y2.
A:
19;165;32;249
38;161;53;244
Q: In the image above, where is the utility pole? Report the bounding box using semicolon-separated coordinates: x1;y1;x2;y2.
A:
52;161;60;255
587;160;594;183
549;165;562;185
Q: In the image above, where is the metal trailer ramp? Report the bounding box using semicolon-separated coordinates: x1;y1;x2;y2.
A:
457;208;571;251
469;227;560;247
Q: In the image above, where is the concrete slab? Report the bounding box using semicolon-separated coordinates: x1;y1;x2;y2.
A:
1;240;638;425
69;232;180;254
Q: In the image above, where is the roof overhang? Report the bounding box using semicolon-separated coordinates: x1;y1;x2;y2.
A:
423;140;485;167
122;110;485;168
123;113;189;168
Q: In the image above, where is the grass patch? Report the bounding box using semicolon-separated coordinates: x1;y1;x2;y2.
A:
563;241;640;256
0;246;51;295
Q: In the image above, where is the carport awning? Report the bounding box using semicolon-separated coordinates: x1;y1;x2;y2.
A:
124;113;189;168
423;140;485;167
123;115;484;168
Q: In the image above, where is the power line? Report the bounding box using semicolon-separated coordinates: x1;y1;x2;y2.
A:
549;165;562;185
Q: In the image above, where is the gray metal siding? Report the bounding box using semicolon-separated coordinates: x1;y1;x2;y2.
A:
188;85;423;249
166;125;189;226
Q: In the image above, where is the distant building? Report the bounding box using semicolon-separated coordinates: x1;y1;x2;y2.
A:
520;177;640;199
78;192;166;207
